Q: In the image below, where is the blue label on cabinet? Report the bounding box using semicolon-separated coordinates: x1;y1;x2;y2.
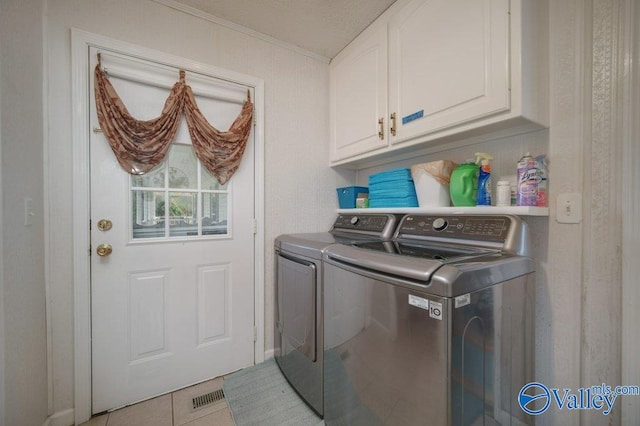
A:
402;109;424;125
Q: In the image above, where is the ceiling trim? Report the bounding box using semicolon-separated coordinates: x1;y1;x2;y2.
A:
152;0;331;64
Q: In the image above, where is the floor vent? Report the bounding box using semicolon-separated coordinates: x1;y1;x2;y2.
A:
191;388;225;411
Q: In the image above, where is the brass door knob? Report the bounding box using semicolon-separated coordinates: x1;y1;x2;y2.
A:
97;219;113;231
96;243;113;257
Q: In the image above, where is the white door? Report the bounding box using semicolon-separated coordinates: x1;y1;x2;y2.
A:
89;51;255;413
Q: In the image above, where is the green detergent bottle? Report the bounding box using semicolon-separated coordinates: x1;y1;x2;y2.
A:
449;161;479;206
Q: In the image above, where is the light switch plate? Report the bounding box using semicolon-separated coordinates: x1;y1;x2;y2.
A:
556;193;582;223
24;197;34;226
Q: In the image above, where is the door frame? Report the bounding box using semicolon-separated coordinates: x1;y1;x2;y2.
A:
621;0;640;422
70;29;265;424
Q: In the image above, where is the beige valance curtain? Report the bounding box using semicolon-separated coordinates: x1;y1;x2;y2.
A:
184;84;254;186
94;61;254;185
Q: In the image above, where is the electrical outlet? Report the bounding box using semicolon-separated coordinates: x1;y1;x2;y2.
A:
556;193;582;224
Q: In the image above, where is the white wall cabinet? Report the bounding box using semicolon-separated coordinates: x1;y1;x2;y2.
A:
330;0;548;167
388;0;509;144
329;19;388;161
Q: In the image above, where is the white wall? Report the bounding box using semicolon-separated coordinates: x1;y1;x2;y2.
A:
579;0;626;424
621;1;640;424
44;0;353;418
0;26;5;426
0;1;49;426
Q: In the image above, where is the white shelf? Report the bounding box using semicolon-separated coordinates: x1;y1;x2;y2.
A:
337;206;549;217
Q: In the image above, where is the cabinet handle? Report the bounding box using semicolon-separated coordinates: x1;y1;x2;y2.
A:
378;117;385;140
390;113;397;136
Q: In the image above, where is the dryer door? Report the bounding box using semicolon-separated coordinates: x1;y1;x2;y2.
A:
275;253;317;361
274;252;323;416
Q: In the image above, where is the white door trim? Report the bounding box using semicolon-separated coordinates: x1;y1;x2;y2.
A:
70;28;265;424
621;0;640;422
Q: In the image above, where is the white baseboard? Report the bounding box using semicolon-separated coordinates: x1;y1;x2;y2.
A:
43;408;74;426
264;348;275;360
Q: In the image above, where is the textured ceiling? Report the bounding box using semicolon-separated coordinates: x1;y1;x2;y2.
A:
172;0;397;59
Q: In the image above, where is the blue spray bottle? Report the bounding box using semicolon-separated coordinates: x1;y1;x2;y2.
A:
475;152;493;206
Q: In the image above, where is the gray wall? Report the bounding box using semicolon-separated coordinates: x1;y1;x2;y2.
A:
0;1;49;425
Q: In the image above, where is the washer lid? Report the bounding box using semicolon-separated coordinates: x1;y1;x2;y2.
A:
324;243;444;284
393;241;497;263
323;242;534;297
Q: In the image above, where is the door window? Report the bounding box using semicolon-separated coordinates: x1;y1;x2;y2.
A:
131;143;229;240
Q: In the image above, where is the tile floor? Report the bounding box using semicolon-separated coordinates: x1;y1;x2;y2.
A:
80;376;234;426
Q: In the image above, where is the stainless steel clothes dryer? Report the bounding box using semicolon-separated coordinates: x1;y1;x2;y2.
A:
323;214;535;425
274;214;399;417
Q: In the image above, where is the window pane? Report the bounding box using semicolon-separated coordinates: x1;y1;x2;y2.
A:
202;193;228;235
130;143;233;241
131;164;165;188
168;144;197;189
202;166;227;191
169;192;198;237
132;190;165;239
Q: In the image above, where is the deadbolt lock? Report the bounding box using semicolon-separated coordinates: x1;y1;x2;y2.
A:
97;219;113;231
96;243;113;257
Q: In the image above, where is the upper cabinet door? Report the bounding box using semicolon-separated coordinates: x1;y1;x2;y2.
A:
388;0;510;145
330;22;388;162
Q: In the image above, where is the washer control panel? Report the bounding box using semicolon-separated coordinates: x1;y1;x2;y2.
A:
397;215;513;243
432;217;448;231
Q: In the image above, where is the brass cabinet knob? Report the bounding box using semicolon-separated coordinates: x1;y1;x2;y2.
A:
96;243;113;257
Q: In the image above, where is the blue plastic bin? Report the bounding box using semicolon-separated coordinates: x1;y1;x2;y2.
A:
336;186;368;208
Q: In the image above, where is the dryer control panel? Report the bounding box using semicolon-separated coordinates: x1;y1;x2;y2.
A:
331;214;398;239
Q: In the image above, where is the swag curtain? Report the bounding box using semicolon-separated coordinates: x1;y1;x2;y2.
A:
184;84;254;186
94;61;254;185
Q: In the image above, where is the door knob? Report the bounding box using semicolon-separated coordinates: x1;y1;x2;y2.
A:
97;219;113;231
96;243;113;257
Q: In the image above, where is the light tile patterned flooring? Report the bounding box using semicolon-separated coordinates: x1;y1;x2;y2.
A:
81;376;234;426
